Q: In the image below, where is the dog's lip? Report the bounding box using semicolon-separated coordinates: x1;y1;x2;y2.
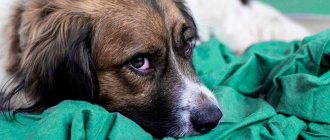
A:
182;121;220;137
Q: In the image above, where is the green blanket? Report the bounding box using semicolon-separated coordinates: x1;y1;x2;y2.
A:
1;30;330;140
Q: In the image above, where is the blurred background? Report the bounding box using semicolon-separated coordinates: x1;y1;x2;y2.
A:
262;0;330;34
185;0;330;54
0;0;329;34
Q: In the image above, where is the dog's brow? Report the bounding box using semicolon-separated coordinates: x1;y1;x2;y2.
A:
127;45;163;59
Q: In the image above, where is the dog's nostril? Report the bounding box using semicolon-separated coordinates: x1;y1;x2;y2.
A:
191;106;222;133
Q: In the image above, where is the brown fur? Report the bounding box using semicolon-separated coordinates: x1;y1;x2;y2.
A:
2;0;214;137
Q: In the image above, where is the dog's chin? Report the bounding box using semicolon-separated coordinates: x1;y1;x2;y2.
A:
134;112;203;138
163;122;201;138
145;120;199;138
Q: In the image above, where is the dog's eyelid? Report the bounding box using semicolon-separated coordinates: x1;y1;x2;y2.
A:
131;47;163;59
181;27;196;46
180;25;196;42
123;50;159;67
130;51;154;60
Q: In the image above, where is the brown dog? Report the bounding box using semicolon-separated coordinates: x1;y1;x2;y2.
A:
0;0;222;138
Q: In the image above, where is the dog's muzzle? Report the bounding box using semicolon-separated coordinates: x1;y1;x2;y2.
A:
178;80;222;135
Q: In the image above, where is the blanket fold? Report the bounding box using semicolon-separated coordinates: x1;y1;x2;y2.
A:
192;30;330;140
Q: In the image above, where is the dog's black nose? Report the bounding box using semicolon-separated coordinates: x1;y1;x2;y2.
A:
191;106;222;133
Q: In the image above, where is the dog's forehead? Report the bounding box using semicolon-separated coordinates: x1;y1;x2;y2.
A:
156;0;187;24
98;0;187;39
94;0;188;67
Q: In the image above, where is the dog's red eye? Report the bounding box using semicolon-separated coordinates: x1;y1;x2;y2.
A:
130;56;154;75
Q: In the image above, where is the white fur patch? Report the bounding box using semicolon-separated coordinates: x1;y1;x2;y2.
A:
178;78;219;135
169;46;219;135
0;0;20;85
0;0;13;91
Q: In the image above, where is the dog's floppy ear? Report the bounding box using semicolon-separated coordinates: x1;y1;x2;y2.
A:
3;9;99;113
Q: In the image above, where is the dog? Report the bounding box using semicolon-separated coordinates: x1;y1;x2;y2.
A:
0;0;222;138
186;0;311;54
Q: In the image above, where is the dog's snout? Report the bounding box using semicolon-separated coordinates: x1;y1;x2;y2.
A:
191;106;222;133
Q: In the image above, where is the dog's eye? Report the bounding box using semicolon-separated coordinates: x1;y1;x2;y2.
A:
182;27;196;58
130;56;155;75
184;38;196;58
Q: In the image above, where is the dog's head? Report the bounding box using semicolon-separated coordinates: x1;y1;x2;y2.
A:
3;0;222;137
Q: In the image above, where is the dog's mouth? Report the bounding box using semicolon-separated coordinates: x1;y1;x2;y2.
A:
133;108;222;138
